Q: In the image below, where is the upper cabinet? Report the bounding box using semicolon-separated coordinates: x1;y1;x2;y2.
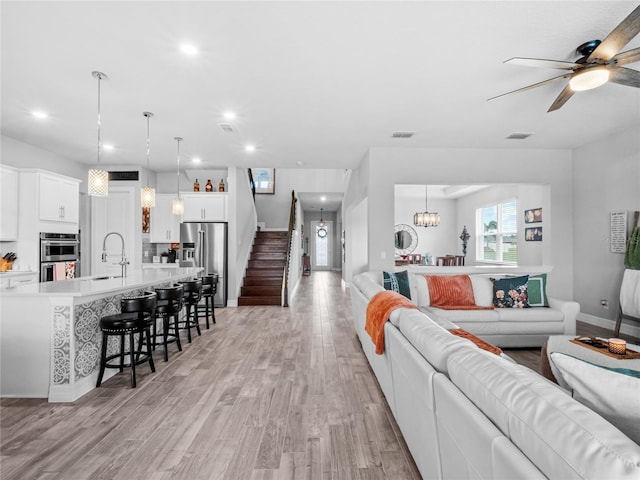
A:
182;193;227;222
38;172;80;224
150;194;180;243
0;165;19;241
19;169;81;234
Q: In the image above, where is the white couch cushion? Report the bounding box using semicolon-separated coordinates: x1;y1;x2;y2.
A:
398;309;475;374
495;307;564;322
470;275;494;307
448;348;640;480
413;273;430;307
421;307;500;323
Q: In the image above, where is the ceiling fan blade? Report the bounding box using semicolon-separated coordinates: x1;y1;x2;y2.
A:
610;46;640;66
487;73;571;102
547;84;575;112
588;5;640;62
608;67;640;87
505;57;580;70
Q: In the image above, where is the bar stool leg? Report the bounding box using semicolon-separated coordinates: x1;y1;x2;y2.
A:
162;315;170;362
185;305;193;343
96;333;108;387
119;335;125;373
129;331;137;388
173;313;182;352
212;299;216;325
145;326;156;373
194;308;201;337
204;298;211;329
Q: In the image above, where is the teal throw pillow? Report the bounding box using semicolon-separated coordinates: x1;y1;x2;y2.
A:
527;273;549;307
383;270;412;300
492;275;529;308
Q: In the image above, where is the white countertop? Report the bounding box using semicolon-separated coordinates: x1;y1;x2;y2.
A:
0;267;202;297
0;270;38;278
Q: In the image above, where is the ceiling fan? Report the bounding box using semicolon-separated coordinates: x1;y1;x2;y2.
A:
489;4;640;112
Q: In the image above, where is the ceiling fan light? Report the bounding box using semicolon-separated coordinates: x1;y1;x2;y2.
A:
569;68;609;91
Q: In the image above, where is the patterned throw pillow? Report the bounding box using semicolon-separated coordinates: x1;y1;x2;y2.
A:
383;270;412;300
528;273;549;307
492;275;529;308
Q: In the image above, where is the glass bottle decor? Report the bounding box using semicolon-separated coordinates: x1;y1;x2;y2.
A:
218;178;225;192
205;179;213;192
193;178;200;192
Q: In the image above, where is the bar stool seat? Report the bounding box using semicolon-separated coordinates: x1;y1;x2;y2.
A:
96;311;154;389
154;284;184;361
179;279;202;343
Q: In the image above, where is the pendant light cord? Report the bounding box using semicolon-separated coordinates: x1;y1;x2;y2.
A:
145;113;151;185
96;73;102;166
175;137;182;197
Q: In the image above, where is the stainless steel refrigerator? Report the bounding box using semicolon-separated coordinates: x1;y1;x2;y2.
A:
179;222;228;307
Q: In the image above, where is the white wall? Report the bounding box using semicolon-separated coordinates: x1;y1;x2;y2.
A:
573;124;640;335
344;147;574;299
255;168;348;229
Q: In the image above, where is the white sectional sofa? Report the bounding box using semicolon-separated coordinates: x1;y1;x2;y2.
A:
398;269;579;347
350;271;640;480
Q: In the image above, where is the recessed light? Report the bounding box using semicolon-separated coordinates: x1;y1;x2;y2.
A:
223;111;236;120
296;161;305;166
32;110;48;119
180;44;199;56
192;157;202;164
102;144;114;151
244;145;256;152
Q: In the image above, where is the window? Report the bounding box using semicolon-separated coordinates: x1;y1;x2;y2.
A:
476;199;517;263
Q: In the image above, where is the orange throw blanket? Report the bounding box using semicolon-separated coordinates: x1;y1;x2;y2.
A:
366;291;418;355
449;328;502;355
426;275;493;310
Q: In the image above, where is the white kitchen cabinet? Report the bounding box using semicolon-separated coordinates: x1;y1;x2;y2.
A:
182;193;227;222
150;194;180;243
0;271;38;289
38;172;80;224
0;165;19;240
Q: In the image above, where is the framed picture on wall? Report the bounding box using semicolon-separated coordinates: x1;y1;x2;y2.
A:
524;208;542;224
251;168;275;194
525;227;542;241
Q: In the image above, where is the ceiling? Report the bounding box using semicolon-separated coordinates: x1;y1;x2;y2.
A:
2;1;640;176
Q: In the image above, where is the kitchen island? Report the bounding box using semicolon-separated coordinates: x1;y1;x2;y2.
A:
0;267;202;402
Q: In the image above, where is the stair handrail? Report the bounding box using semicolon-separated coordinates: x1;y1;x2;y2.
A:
282;190;297;307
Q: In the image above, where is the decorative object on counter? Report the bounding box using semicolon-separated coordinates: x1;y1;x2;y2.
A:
459;225;470;255
413;184;440;227
608;338;627;355
193;178;200;192
88;71;109;197
160;251;168;263
142;206;150;233
0;252;16;271
205;179;213;192
218;178;225;192
171;137;184;215
140;111;156;208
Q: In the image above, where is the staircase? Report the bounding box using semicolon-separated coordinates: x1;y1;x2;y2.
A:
238;231;287;306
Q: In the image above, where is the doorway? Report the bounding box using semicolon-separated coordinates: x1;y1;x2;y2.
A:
311;220;332;271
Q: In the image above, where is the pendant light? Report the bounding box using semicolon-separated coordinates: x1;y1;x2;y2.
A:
88;71;109;197
413;185;440;227
319;208;325;227
140;112;156;208
171;137;184;215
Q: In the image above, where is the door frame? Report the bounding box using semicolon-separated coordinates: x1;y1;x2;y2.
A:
311;220;333;271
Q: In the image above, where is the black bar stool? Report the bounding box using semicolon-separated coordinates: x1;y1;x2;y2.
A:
179;279;202;343
96;291;157;388
197;274;218;329
154;284;184;361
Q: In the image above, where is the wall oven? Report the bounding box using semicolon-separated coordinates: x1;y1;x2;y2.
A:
40;232;81;282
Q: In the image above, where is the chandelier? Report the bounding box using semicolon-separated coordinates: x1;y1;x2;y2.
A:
413;185;440;227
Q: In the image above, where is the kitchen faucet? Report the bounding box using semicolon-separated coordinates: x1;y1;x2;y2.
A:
101;231;129;278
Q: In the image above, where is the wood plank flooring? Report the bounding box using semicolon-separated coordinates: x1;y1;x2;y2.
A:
0;272;421;480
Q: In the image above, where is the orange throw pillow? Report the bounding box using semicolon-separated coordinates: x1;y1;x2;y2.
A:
449;328;502;355
426;274;476;308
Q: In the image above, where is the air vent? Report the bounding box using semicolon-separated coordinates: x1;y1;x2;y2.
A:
392;131;415;138
218;123;235;133
506;132;534;140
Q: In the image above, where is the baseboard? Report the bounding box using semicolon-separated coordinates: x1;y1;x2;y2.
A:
227;299;238;307
577;312;640;339
48;369;116;402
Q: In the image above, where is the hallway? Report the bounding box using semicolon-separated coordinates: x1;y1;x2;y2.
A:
0;272;420;479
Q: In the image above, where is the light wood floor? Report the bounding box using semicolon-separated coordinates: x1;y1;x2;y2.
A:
1;272;421;480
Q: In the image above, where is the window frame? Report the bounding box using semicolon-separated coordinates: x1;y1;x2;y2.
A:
476;198;518;264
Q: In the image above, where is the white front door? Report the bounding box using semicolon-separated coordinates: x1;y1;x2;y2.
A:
311;220;332;271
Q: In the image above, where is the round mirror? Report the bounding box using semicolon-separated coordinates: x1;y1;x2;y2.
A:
394;224;418;255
